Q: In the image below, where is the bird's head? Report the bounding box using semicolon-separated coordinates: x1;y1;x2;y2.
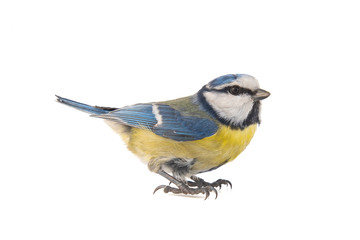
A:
196;74;270;129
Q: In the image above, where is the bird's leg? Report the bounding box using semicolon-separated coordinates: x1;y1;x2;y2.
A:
153;170;217;199
188;175;232;189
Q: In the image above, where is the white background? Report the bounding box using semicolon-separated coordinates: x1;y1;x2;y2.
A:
1;1;359;239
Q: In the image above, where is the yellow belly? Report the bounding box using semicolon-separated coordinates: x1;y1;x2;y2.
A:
107;121;257;173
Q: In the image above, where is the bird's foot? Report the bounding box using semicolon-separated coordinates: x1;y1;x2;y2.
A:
153;183;217;200
187;176;232;190
154;170;222;199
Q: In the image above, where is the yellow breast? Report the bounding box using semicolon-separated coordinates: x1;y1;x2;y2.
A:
189;124;257;172
107;121;257;173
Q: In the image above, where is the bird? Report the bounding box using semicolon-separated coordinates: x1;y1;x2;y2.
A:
56;74;270;199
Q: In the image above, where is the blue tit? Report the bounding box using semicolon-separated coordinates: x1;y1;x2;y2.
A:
56;74;270;199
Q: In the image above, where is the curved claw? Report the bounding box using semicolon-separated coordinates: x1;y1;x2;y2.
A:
204;189;210;200
227;180;233;189
212;179;232;189
202;186;217;200
211;186;218;199
220;179;232;189
153;185;168;194
210;186;217;198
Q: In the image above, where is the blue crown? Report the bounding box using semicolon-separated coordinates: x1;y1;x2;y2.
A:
208;74;247;87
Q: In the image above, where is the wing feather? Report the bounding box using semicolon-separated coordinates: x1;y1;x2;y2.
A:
93;103;218;141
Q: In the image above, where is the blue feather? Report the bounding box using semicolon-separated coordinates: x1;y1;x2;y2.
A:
107;104;157;129
97;103;218;141
56;95;111;115
208;74;246;87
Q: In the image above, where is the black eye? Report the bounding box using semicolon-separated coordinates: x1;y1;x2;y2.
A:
228;86;241;95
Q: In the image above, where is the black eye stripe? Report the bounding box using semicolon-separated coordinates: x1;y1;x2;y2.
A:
205;85;254;95
225;86;254;95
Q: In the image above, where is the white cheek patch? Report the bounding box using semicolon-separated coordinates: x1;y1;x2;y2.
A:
204;91;254;125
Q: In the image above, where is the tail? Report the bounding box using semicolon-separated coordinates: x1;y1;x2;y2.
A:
56;95;117;115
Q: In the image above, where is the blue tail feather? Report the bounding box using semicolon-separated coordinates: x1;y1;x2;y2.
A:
56;95;113;115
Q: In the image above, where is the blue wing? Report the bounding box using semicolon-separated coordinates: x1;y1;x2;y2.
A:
93;103;218;141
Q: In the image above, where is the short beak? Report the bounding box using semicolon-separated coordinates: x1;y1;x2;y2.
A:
253;89;270;101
